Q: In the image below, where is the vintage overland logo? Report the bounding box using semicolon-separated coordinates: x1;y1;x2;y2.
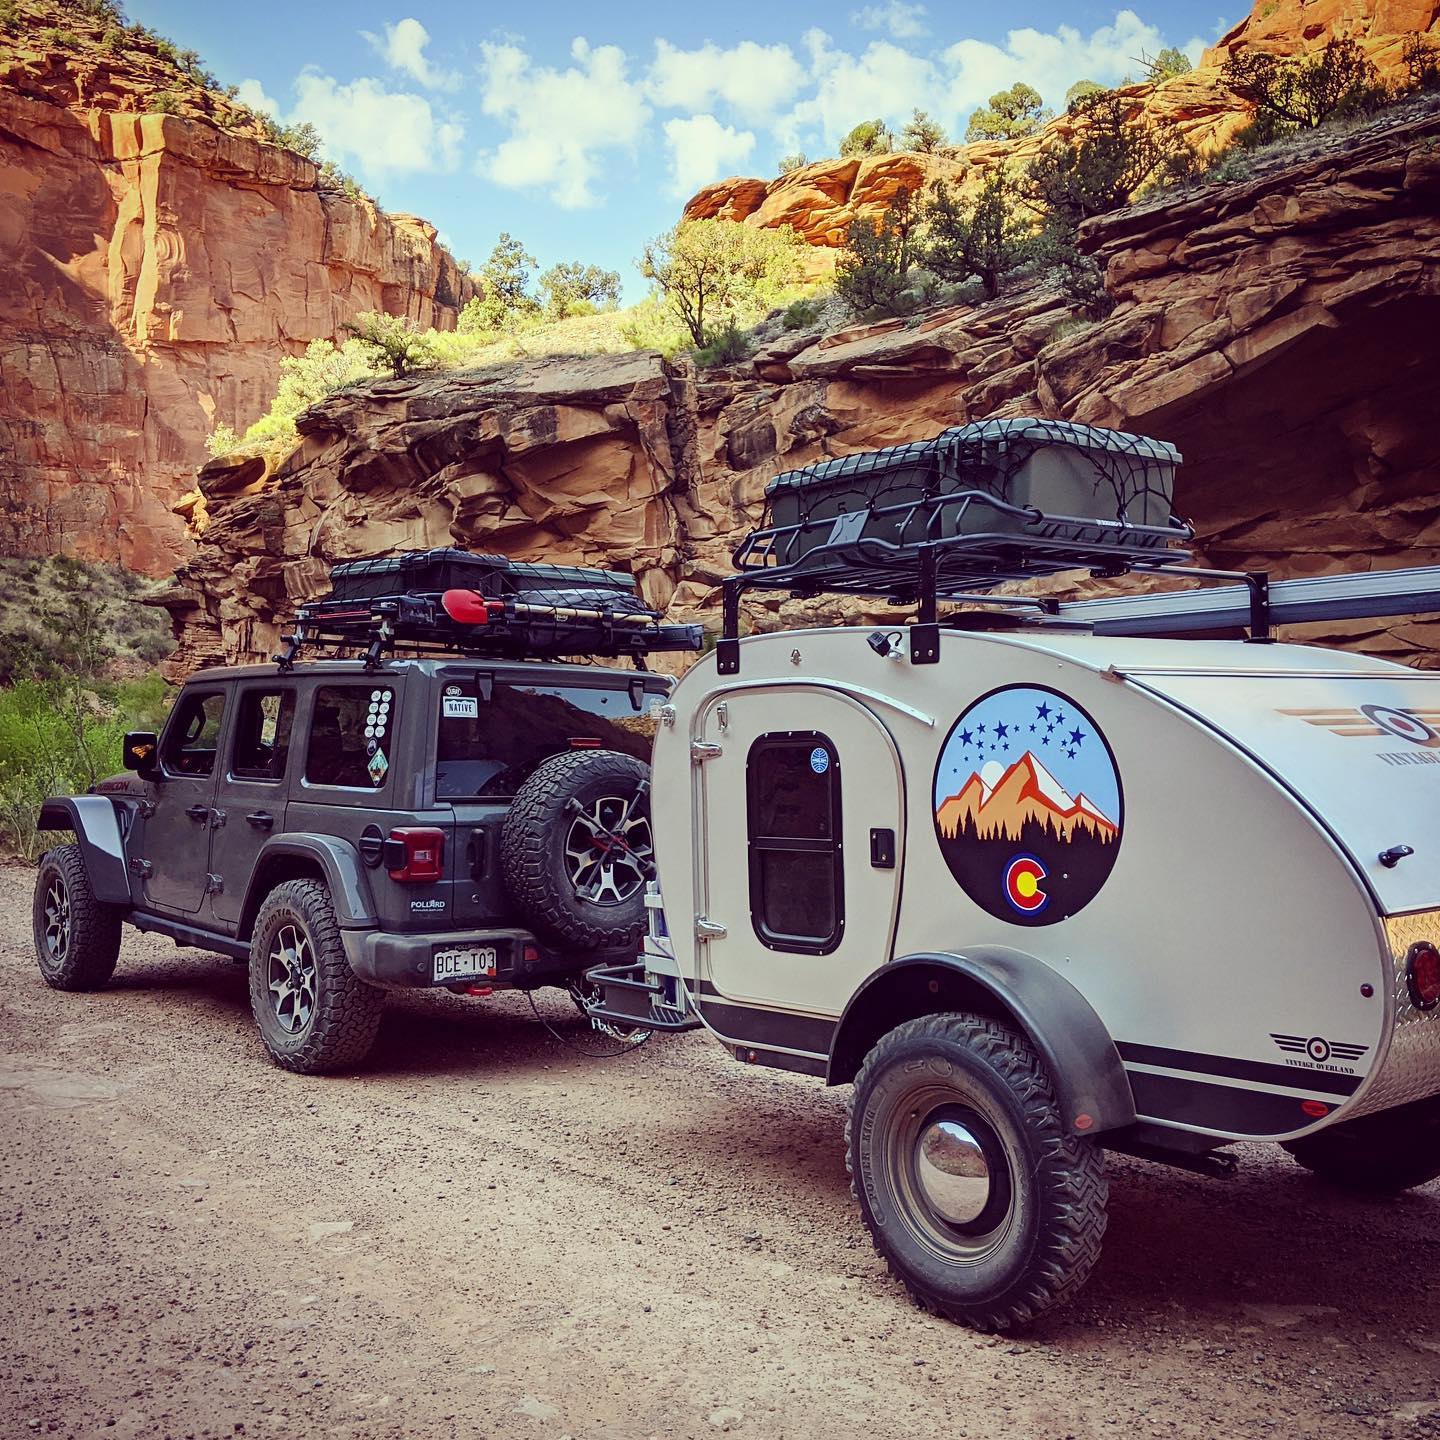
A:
1279;703;1440;765
1270;1033;1370;1074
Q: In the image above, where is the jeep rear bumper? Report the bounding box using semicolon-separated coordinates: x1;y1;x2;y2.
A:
341;926;556;989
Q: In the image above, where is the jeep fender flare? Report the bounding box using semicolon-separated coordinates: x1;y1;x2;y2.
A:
828;947;1136;1137
239;834;377;935
38;796;131;906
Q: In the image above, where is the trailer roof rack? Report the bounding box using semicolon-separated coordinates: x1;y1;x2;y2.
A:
275;549;703;671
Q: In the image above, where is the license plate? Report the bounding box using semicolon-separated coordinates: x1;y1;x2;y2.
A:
433;946;498;983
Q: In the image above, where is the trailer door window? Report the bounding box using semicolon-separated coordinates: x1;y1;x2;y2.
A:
746;733;843;955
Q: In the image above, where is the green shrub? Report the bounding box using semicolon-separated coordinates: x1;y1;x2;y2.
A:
840;118;893;158
275;120;323;162
1065;79;1104;109
1202;147;1256;185
204;423;239;458
1403;33;1440;94
458;232;542;334
1222;35;1383;129
616;296;692;357
835;186;925;318
341;312;438;379
924;169;1035;300
781;297;824;330
1141;47;1194;82
149;91;182;115
966;83;1049;143
99;24;123;52
693;321;753;368
538;261;621;320
0;1;21;29
777;152;808;175
41;27;79;46
639;219;804;346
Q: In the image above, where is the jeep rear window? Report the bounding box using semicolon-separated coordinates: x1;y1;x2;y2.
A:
436;682;657;800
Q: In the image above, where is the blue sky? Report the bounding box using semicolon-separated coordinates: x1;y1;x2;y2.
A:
126;1;1231;300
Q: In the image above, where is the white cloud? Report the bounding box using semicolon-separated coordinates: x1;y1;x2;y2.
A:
476;38;650;208
291;70;464;174
236;78;279;118
663;114;756;198
362;17;461;91
851;1;929;40
645;40;807;122
778;31;935;150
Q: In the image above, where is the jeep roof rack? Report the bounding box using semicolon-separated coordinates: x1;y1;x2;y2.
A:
275;549;703;671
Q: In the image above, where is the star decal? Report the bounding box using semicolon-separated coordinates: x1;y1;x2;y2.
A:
958;728;973;747
994;722;1009;740
1068;728;1085;747
1036;702;1051;720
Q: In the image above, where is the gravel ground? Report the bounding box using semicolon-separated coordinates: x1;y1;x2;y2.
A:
1;864;1437;1440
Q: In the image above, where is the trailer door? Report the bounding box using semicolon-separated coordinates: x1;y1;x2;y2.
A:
694;686;904;1035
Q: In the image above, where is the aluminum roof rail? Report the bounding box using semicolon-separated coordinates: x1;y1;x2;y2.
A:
1057;565;1440;637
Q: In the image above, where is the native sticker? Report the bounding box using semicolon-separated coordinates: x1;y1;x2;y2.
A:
933;685;1122;926
443;695;479;719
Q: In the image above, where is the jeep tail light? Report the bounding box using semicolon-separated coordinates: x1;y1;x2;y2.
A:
1408;941;1440;1011
384;827;445;883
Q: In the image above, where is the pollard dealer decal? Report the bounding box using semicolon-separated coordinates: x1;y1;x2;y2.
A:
933;685;1122;926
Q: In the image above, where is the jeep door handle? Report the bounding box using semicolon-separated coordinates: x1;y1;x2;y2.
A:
245;811;274;830
185;804;211;823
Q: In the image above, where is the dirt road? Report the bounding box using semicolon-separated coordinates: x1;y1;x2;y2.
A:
1;866;1437;1439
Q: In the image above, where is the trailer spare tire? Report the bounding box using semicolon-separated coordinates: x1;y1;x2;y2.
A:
501;749;654;952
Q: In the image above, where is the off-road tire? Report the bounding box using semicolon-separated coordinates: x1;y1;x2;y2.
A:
1283;1100;1440;1194
248;879;385;1074
32;844;123;991
501;749;653;951
847;1011;1108;1331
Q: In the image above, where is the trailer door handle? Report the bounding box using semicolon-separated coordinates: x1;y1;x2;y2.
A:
246;811;275;830
185;804;211;823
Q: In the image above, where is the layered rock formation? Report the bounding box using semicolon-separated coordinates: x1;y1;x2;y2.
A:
683;0;1438;261
0;7;474;575
166;98;1440;673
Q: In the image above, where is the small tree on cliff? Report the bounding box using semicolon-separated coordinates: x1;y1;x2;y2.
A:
460;232;541;333
638;220;803;347
1138;47;1193;82
1222;35;1383;129
840;118;894;157
341;312;438;379
965;83;1050;142
901;109;947;153
834;186;924;318
1065;79;1104;109
924;169;1034;300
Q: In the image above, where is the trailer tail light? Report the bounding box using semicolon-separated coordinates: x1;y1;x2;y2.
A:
384;827;445;883
1407;941;1440;1011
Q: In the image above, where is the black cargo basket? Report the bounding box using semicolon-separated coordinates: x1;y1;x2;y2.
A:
740;419;1189;592
277;549;702;670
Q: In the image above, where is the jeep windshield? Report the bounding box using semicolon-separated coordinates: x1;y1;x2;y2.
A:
435;679;659;800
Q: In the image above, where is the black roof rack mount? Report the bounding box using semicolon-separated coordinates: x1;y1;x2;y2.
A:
274;549;702;671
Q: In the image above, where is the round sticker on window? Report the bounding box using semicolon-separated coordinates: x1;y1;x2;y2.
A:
809;746;830;775
933;685;1122;926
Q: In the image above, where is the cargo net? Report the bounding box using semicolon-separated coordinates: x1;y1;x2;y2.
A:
276;550;703;670
735;419;1193;600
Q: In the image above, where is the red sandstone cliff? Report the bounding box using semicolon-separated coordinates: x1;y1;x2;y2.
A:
0;5;474;576
162;99;1440;675
683;0;1439;261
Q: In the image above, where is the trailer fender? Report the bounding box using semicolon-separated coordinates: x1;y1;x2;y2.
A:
237;835;377;937
38;796;132;906
828;947;1136;1136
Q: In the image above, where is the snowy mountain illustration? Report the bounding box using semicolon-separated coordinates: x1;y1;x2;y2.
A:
937;752;1118;843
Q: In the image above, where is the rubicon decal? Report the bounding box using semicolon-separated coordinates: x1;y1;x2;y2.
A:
1270;1032;1369;1073
933;685;1122;926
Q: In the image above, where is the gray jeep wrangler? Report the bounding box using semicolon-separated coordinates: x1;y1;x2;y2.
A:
31;550;698;1073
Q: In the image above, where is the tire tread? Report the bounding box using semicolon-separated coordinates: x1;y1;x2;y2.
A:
33;844;123;991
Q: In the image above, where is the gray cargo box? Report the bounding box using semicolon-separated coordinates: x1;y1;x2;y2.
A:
763;420;1180;558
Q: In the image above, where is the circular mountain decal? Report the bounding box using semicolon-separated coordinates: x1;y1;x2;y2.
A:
932;685;1122;926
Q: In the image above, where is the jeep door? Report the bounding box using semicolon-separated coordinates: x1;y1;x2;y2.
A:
208;683;297;927
694;686;904;1026
141;684;231;914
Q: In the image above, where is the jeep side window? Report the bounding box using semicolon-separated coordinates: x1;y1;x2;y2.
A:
305;685;395;789
161;690;226;777
746;733;843;955
231;689;295;781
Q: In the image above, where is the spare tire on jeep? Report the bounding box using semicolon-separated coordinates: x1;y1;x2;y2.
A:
501;749;654;952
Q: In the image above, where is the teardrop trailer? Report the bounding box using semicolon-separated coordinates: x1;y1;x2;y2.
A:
585;419;1440;1330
